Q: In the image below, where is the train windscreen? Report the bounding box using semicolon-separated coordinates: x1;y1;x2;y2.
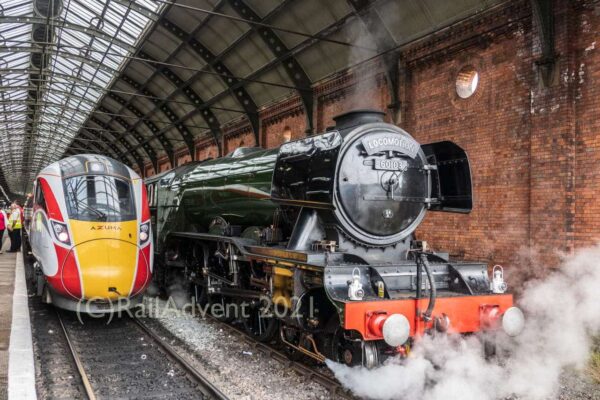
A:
63;175;136;222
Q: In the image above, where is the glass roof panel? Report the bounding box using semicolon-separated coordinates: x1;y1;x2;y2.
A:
0;0;164;193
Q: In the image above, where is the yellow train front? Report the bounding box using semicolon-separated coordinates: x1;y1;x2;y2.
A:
28;155;153;313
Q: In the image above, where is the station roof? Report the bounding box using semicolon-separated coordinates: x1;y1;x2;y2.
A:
0;0;503;195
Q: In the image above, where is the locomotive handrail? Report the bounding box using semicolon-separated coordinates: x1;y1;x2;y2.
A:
414;252;437;322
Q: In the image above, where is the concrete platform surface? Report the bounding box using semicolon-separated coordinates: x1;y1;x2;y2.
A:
0;233;16;400
2;249;36;400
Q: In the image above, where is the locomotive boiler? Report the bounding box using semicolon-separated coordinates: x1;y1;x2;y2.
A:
28;154;153;313
148;110;524;367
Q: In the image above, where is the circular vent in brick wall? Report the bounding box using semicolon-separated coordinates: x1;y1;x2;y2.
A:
455;65;479;99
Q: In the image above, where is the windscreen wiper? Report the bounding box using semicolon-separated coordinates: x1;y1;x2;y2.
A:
74;199;107;221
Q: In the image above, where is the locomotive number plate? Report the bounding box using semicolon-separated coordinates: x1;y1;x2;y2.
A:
373;159;408;171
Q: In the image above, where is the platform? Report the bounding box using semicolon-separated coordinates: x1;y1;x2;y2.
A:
0;235;36;400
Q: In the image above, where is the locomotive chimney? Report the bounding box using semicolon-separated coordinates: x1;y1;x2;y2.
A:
333;109;385;133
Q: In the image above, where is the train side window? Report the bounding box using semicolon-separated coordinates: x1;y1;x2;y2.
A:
146;184;153;206
34;180;47;212
148;183;156;207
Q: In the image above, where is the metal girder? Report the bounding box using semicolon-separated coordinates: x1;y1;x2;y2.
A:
97;106;169;167
103;4;224;165
90;113;153;169
138;50;223;155
74;133;141;171
346;0;402;123
0;85;100;108
69;142;136;170
160;17;260;144
0;46;119;75
105;91;178;161
531;0;556;87
118;74;196;157
115;0;303;161
0;68;107;91
111;0;161;20
226;0;314;134
89;115;155;171
71;138;103;154
118;3;357;159
0;16;136;53
71;138;106;156
77;129;142;171
113;111;174;166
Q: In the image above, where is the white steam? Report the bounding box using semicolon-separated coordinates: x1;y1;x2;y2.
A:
166;279;192;309
328;244;600;400
344;25;382;111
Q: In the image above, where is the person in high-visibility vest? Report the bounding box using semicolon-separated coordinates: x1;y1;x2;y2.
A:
7;202;22;252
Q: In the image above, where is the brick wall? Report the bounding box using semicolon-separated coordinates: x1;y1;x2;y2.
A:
574;1;600;249
316;65;392;132
142;0;600;275
260;97;307;149
405;0;600;275
175;152;191;167
158;158;170;173
224;129;255;154
194;141;218;161
404;4;535;277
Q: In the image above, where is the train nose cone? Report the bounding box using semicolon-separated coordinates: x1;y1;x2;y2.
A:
71;239;140;299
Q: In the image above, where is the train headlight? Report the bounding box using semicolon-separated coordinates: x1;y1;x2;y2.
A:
52;221;71;245
382;314;410;347
502;306;525;337
139;222;150;244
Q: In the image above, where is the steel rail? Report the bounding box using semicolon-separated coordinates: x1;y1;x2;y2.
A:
55;310;97;400
132;317;231;400
202;313;355;399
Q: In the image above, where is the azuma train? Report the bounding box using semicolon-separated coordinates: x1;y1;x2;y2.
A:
27;155;153;313
146;110;524;367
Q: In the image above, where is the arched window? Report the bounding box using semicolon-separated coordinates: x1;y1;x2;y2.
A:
456;65;479;99
282;126;292;143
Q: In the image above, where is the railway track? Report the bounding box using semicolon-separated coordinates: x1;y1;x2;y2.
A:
204;315;356;400
206;315;355;399
53;309;229;400
153;303;355;400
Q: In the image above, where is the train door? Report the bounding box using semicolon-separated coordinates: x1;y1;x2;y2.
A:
29;179;56;279
146;182;158;248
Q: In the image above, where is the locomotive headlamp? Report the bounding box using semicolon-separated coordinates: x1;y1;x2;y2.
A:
501;306;525;337
52;221;71;245
139;222;150;244
382;314;411;347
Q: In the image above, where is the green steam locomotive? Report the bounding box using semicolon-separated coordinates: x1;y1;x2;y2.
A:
145;110;522;368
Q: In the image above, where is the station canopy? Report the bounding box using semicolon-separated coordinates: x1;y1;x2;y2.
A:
0;0;503;195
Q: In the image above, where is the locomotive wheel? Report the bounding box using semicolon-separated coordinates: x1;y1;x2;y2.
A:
324;317;380;368
185;243;208;307
242;302;278;342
